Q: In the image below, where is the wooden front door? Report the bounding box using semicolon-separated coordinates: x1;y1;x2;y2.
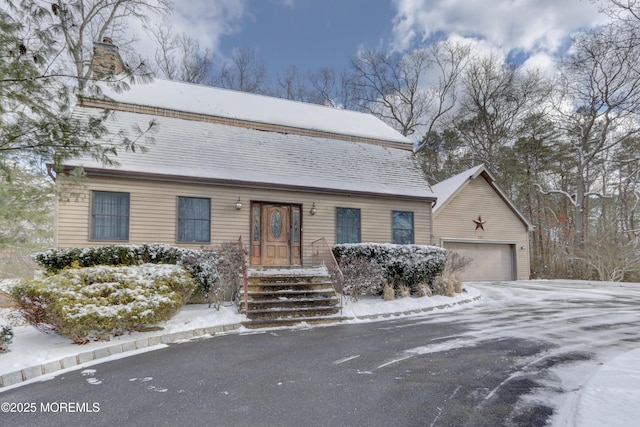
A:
264;204;290;265
250;203;302;266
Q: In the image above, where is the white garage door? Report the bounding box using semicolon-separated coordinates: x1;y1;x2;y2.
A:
444;242;515;281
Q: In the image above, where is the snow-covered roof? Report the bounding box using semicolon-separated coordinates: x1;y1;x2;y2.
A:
67;107;434;200
431;164;533;229
86;78;412;145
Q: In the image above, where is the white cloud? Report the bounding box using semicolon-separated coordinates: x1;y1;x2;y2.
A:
127;0;249;63
391;0;609;56
170;0;249;52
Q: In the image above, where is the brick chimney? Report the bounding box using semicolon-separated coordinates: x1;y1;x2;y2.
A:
91;37;126;80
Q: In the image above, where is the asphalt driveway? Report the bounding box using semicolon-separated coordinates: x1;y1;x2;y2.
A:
2;280;639;427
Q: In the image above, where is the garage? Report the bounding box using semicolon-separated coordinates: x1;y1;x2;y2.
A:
431;165;533;281
444;241;516;281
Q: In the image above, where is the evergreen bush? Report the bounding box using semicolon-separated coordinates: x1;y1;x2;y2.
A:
0;325;13;352
11;264;195;343
33;244;221;298
338;256;385;301
333;243;446;293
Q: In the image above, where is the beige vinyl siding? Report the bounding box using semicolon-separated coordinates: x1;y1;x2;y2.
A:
433;177;530;280
56;175;433;266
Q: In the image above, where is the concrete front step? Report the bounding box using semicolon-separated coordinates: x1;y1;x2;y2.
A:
245;282;334;292
242;316;347;329
241;267;342;327
244;305;341;319
243;288;336;299
244;297;339;310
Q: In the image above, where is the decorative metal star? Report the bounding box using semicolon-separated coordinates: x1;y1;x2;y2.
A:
473;215;486;231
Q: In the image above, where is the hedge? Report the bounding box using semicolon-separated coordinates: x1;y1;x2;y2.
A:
32;244;220;297
332;243;446;292
11;264;195;343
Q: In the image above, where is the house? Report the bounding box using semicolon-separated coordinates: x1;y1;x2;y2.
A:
54;47;436;269
431;165;533;281
54;42;532;281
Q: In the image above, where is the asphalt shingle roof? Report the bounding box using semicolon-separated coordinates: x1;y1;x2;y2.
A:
68;107;434;200
88;78;412;145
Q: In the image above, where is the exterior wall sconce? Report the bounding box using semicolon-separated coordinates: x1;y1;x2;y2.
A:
310;203;317;215
235;197;242;210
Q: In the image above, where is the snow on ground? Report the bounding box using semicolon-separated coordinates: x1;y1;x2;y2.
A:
1;279;639;427
0;281;479;380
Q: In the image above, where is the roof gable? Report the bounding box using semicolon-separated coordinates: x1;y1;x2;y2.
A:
432;164;533;230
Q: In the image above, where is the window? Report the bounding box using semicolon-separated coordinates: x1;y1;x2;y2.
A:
91;191;130;240
392;211;414;244
178;197;211;243
336;208;361;244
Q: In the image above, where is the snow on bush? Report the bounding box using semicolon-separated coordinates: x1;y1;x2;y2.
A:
214;241;248;306
0;324;13;352
433;251;472;296
33;244;221;299
333;243;446;294
11;264;195;343
338;257;385;301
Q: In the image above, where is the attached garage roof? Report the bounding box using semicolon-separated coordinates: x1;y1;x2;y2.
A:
432;164;533;231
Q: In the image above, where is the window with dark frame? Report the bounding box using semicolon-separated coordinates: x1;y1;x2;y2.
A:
392;211;414;244
177;196;211;243
91;191;130;241
336;207;361;244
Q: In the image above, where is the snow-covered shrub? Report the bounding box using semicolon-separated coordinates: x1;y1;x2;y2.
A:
333;243;446;293
433;252;471;296
33;244;186;273
452;274;463;294
0;325;13;352
11;264;195;343
33;244;221;303
417;283;432;297
396;285;411;298
214;242;247;306
442;252;472;278
382;284;395;301
179;249;221;302
339;257;385;301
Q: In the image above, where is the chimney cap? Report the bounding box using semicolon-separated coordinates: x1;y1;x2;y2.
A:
102;37;113;44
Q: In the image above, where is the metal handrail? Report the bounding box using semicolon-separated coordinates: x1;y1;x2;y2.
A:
311;237;344;295
238;235;249;317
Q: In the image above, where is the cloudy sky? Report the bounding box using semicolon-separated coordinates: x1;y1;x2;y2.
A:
161;0;610;76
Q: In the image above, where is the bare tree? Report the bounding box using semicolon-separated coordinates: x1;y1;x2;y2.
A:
350;41;471;139
51;0;171;90
150;22;214;84
454;52;551;173
349;48;430;137
576;230;640;281
307;66;357;109
602;0;640;21
274;66;311;102
541;23;640;247
416;41;472;152
215;46;267;93
308;67;338;106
